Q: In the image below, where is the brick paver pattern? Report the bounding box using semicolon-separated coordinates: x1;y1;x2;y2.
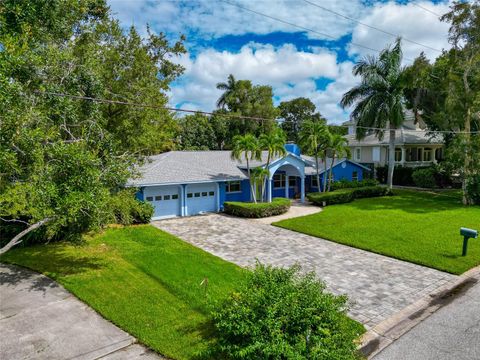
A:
153;214;457;329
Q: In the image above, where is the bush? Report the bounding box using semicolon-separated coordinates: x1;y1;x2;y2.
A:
211;263;363;360
466;174;480;204
109;189;154;225
224;198;290;218
308;186;391;206
330;178;378;190
376;165;415;186
412;167;437;188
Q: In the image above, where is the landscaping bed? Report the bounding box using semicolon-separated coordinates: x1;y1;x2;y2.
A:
275;190;480;274
307;186;392;206
224;198;291;218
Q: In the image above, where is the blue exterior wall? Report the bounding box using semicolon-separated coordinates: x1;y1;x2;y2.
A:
223;179;251;204
284;143;301;156
306;161;367;192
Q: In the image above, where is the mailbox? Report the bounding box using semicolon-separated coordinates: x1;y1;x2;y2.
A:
460;227;478;256
460;227;478;239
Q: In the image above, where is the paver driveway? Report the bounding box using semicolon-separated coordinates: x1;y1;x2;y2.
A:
154;214;457;329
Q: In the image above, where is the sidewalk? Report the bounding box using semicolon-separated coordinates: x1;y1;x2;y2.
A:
0;263;162;360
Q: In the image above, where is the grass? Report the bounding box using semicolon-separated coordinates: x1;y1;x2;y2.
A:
274;189;480;275
0;225;246;359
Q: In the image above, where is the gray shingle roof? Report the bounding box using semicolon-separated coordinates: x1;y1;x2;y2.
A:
127;150;367;186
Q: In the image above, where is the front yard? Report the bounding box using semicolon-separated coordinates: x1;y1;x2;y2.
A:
275;189;480;275
0;225;246;360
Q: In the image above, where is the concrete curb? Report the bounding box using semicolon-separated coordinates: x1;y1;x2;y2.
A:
358;265;480;359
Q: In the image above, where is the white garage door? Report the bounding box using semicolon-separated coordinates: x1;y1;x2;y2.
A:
186;183;217;216
144;185;181;219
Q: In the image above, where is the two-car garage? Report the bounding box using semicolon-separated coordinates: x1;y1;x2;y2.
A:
143;183;218;220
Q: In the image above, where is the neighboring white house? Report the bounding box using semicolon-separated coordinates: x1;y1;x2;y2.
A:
344;111;445;169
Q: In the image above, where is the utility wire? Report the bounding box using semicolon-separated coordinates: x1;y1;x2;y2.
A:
34;90;479;134
411;2;442;17
302;0;443;53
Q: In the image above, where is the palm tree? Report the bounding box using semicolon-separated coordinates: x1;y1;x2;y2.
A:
216;74;237;109
341;38;406;189
298;120;329;193
231;134;261;202
321;130;332;192
327;134;351;192
259;129;286;202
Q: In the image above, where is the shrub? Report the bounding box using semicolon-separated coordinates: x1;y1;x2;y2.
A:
211;263;363;360
109;189;154;225
223;198;290;218
308;186;391;206
412;167;437;188
330;178;378;190
308;189;354;206
376;165;415;186
466;174;480;204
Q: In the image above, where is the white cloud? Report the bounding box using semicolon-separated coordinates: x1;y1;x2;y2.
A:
108;0;368;40
169;43;354;123
349;1;451;62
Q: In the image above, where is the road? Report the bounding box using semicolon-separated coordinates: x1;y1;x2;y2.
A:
373;273;480;360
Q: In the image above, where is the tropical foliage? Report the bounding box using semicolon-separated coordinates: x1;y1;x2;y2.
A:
341;38;406;189
0;0;185;253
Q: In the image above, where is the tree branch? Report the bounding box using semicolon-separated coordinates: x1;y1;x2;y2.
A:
0;217;30;225
0;218;51;255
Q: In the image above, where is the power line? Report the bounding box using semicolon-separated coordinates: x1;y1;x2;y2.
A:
218;0;383;55
34;90;479;134
302;0;443;53
411;2;442;17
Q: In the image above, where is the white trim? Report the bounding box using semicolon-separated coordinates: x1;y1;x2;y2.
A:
126;178;246;188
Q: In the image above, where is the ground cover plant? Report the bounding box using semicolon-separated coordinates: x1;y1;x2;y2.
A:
224;197;290;218
212;263;364;359
276;190;480;274
0;225;246;359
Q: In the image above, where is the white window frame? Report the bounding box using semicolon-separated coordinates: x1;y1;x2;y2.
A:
354;147;361;162
226;181;241;193
273;174;286;188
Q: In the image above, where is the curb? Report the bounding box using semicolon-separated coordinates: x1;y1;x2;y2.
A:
358;265;480;359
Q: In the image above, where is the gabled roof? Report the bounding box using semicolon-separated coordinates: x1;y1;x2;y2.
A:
302;156;370;175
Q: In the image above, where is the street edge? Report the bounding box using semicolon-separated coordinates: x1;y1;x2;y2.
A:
358;265;480;359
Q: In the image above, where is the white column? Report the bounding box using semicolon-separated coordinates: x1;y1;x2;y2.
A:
285;175;289;199
267;178;272;203
401;146;406;165
300;176;305;203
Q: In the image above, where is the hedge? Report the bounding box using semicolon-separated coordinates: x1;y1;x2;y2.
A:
330;178;378;190
412;167;437;188
307;186;392;206
224;198;291;218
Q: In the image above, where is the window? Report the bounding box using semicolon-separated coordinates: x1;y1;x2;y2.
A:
194;192;200;197
146;196;153;201
209;191;215;196
372;147;380;162
273;173;285;188
417;148;423;161
311;176;319;188
202;192;208;197
155;195;162;201
424;148;432;162
354;148;361;161
187;193;193;198
435;148;443;161
288;177;297;187
172;194;178;200
226;181;241;193
164;195;171;200
395;148;402;162
352;171;358;181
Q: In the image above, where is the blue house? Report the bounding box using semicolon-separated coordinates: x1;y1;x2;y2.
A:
127;144;369;220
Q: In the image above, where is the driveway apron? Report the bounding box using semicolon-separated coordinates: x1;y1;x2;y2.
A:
154;214;457;329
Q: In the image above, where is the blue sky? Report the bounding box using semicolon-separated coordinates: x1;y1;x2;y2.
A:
108;0;452;123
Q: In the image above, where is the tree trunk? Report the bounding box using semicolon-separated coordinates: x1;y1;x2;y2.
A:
328;153;336;192
315;154;321;193
0;218;51;255
246;157;256;203
387;125;396;189
262;153;271;203
322;151;328;192
462;107;472;205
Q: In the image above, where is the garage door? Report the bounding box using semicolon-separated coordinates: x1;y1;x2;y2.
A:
144;185;181;219
186;183;217;216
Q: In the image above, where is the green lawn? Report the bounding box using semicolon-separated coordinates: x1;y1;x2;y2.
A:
275;190;480;275
0;225;246;359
